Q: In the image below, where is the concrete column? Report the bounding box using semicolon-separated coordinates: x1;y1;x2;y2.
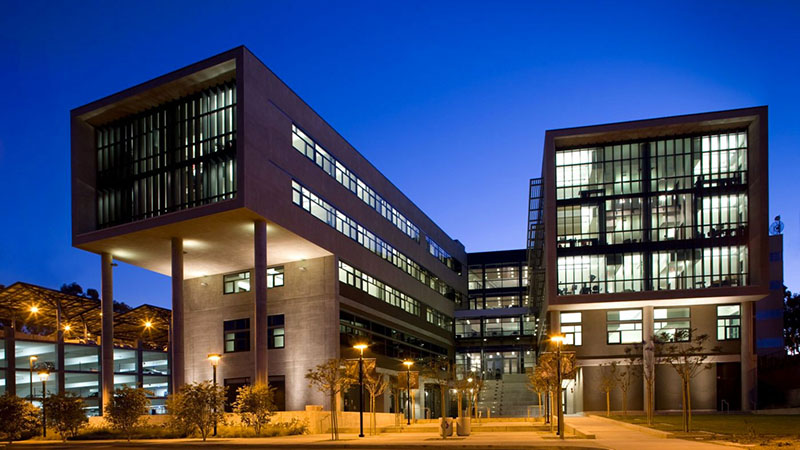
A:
741;301;756;411
57;307;65;393
254;220;268;384
171;238;185;393
642;306;655;413
100;252;114;414
4;324;16;396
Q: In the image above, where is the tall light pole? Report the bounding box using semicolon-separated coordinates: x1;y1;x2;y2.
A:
38;367;50;437
550;335;565;439
354;344;368;438
29;355;38;401
208;353;221;437
402;360;413;426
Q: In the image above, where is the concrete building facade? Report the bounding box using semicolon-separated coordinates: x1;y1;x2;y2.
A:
70;47;466;414
540;107;770;413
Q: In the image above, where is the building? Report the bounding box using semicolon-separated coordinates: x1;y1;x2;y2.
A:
0;283;170;415
756;233;785;356
539;107;770;413
70;47;466;415
455;249;538;416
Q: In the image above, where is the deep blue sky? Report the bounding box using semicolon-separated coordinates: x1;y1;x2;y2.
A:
1;1;797;309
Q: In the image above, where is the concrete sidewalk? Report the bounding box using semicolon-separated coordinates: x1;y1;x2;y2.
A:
566;416;740;450
5;417;744;449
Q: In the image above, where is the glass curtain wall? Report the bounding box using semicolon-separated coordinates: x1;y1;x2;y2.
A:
555;131;750;295
96;81;237;228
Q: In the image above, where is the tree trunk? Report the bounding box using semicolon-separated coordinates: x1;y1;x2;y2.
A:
440;385;446;419
549;391;554;432
537;392;542;418
686;378;692;433
606;390;610;417
680;379;688;433
622;389;628;416
457;392;462;418
330;393;337;440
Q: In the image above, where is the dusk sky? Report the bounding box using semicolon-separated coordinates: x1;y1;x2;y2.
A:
1;1;797;309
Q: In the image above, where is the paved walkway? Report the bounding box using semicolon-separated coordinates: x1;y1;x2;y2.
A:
567;416;740;450
5;417;743;449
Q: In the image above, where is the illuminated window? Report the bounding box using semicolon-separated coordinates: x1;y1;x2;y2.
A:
560;312;582;346
654;307;690;342
717;305;741;340
268;315;285;349
223;271;250;294
224;319;250;353
607;309;642;344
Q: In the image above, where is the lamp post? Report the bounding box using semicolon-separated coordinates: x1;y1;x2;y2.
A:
550;335;565;440
29;355;38;401
402;360;413;426
207;353;221;437
38;367;50;437
354;344;368;438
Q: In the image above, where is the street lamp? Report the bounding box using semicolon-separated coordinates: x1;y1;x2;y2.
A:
550;335;566;440
353;344;368;438
207;353;221;437
402;360;413;426
38;367;50;437
29;355;38;402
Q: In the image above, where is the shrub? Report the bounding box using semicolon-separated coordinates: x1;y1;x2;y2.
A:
43;392;88;441
167;381;225;441
233;383;275;436
0;393;41;443
106;386;152;441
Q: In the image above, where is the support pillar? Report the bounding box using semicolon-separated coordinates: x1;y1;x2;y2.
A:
101;252;114;414
171;238;185;393
254;220;268;384
4;324;16;396
741;301;756;411
56;307;65;394
642;306;655;414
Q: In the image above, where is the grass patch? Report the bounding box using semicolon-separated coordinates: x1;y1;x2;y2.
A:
608;413;800;446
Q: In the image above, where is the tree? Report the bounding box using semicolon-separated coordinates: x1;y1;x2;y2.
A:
233;383;276;436
306;359;352;440
422;356;453;421
0;394;40;443
616;347;641;416
629;343;655;425
60;282;84;296
654;328;720;432
167;381;226;441
44;392;88;441
536;351;577;428
526;366;548;418
363;371;389;435
785;290;800;355
85;288;99;300
107;386;151;441
599;362;617;417
452;367;474;418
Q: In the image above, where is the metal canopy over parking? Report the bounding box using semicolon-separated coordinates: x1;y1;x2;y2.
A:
0;282;170;348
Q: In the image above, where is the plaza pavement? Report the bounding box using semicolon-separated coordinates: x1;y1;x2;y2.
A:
5;416;744;449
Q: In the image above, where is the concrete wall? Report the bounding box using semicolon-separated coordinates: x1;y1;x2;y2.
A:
184;255;339;411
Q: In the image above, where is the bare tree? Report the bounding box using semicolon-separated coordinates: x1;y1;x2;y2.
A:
526;366;548;418
654;329;720;432
364;371;389;435
628;343;655;424
599;362;617;417
306;359;353;440
616;347;641;416
422;356;453;421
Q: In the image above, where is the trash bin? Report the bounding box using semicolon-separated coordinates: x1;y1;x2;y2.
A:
456;416;471;436
440;417;454;437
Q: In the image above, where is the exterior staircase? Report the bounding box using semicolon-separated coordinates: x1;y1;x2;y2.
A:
478;374;537;417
